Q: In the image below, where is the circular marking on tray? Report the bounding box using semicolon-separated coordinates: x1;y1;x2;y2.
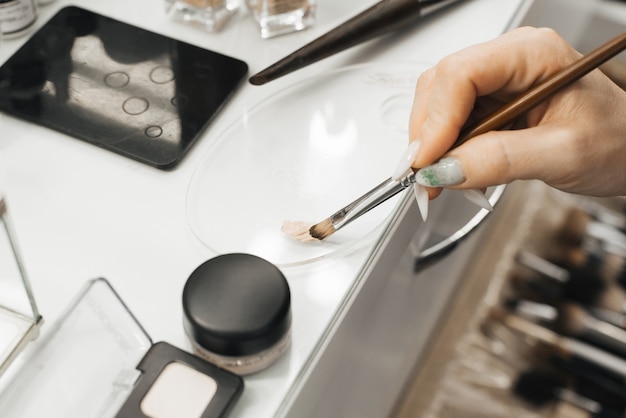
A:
145;125;163;138
104;72;130;88
123;97;149;115
150;66;175;84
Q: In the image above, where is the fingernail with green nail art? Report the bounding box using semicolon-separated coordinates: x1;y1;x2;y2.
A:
415;157;465;187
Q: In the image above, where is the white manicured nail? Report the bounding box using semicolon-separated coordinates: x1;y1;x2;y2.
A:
392;141;420;180
462;189;493;211
414;183;429;221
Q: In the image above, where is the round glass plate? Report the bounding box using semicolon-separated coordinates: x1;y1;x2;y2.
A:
186;62;428;267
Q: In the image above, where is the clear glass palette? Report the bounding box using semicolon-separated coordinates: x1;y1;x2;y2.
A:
186;62;428;266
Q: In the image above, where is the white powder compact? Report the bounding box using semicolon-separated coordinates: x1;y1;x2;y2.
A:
117;342;244;418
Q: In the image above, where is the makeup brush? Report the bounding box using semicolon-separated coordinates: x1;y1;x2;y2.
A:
551;354;626;405
301;30;626;241
510;274;564;304
489;308;626;379
504;298;558;323
556;245;626;291
502;298;626;357
566;203;626;235
513;369;626;417
249;0;463;86
557;207;626;288
586;306;626;330
513;369;571;408
545;239;626;296
515;250;626;314
554;302;626;359
559;208;626;252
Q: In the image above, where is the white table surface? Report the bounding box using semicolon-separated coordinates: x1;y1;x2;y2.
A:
0;0;528;416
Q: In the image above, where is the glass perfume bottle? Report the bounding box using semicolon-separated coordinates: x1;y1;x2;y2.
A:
246;0;315;39
165;0;239;32
0;0;37;39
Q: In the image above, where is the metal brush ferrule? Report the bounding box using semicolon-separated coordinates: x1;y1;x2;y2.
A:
329;171;416;231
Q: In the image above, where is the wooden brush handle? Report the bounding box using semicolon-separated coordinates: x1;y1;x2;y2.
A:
454;30;626;147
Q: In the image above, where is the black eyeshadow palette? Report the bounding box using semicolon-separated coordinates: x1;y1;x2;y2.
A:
0;6;248;169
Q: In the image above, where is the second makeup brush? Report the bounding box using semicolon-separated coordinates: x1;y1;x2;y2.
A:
249;0;464;85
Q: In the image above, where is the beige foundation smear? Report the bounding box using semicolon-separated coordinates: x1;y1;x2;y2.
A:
281;220;319;242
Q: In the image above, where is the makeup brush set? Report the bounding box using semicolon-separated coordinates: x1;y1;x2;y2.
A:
492;200;626;417
407;187;626;417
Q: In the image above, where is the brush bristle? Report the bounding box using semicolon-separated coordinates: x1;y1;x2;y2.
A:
562;271;606;305
555;303;589;336
309;219;335;240
598;284;626;312
559;208;591;245
513;370;562;406
602;252;626;283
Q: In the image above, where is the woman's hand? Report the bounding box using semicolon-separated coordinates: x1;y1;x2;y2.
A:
393;26;626;198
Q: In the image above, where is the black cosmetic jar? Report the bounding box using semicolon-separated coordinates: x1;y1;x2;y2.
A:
182;253;291;375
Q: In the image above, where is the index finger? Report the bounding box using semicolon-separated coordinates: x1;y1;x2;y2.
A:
409;26;579;168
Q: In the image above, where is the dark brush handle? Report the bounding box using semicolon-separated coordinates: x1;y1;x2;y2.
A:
455;31;626;147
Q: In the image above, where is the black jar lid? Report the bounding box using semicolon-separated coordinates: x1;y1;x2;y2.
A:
182;253;291;357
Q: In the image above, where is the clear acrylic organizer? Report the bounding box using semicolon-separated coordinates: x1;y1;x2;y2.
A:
0;278;152;418
0;197;42;378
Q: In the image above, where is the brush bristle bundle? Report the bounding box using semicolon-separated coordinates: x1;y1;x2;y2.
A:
559;208;590;244
309;219;335;240
248;74;267;86
556;303;589;336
